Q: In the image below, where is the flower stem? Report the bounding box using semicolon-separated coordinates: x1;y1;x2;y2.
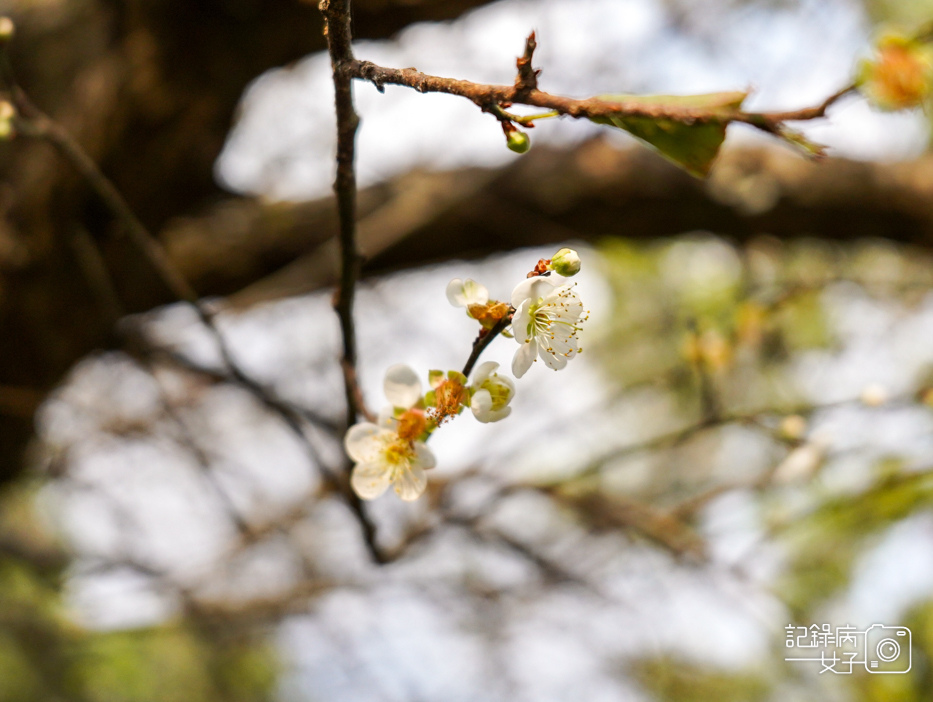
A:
462;313;513;377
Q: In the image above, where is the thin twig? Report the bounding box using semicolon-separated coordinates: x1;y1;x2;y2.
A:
745;85;856;126
447;514;600;592
462;315;513;378
349;58;855;137
133;332;387;562
128;339;338;432
513;30;539;96
70;226;125;325
320;0;386;562
13;115;199;303
156;393;257;538
321;0;373;427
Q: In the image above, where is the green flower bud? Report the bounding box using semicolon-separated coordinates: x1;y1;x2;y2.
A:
506;129;531;154
549;247;581;277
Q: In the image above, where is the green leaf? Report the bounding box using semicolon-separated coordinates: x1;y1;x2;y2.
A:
589;91;747;178
774;124;826;159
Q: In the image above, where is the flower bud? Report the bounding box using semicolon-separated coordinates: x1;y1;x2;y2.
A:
779;414;807;441
773;441;827;485
0;17;14;43
921;387;933;408
549;248;582;277
506;129;531;154
860;383;888;407
858;32;933;111
469;362;515;423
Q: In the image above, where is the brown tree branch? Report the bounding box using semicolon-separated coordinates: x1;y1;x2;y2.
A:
349;55;854;137
320;0;386;562
152;142;933;314
321;0;374;427
462;314;513;378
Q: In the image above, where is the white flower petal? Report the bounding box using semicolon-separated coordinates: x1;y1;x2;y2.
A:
414;442;436;470
446;278;466;306
384;364;422;408
472;361;498;385
463;279;488;305
446;278;488;307
512;340;536;378
344;423;386;463
394;464;428;501
511;301;533;343
471;389;512;423
509;278;536;308
376;407;396;429
471;388;493;419
539;345;569;370
510;276;558;308
351;462;393;500
544;331;579;359
486;407;511;423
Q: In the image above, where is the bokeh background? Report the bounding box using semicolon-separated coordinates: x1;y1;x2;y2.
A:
3;0;933;700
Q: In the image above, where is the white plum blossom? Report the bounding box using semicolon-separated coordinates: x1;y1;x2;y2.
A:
469;361;515;423
447;277;512;331
446;278;488;308
345;364;435;501
346;252;592;498
345;419;436;501
510;275;586;378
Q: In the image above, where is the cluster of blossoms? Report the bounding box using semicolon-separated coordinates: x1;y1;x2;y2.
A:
344;248;588;501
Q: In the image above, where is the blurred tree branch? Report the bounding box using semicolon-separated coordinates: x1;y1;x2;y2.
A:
0;0;502;488
159;142;933;311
